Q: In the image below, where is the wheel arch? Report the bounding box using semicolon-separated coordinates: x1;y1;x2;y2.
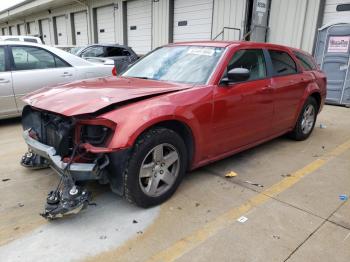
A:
135;119;195;170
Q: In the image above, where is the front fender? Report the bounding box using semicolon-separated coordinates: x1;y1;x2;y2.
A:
99;88;213;163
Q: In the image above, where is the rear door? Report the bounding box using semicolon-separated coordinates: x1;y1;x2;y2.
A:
0;46;17;117
268;49;305;133
9;45;76;111
212;48;274;155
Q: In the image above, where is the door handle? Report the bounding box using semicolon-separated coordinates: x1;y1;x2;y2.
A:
61;72;73;77
257;85;273;94
0;79;10;83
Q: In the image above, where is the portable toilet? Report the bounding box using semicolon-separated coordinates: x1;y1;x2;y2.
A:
315;21;350;106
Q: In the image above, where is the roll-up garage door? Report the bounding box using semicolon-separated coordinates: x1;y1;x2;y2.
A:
2;28;8;35
173;0;213;42
96;5;115;43
127;0;152;55
73;11;88;45
40;19;52;45
55;15;68;45
18;24;26;35
10;25;17;35
28;21;38;36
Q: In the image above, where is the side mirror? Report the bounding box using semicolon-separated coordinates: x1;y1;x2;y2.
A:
222;68;250;84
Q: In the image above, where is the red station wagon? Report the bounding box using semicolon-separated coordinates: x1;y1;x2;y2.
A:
21;41;326;218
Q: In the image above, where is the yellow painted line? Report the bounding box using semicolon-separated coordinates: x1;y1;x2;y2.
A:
146;138;350;262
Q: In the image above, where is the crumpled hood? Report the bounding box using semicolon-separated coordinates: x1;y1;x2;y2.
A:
23;76;192;116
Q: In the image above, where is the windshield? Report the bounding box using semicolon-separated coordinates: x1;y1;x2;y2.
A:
122;46;224;84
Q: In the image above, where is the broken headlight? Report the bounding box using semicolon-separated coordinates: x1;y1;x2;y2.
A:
81;125;111;147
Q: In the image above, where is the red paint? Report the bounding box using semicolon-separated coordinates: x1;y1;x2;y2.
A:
24;41;326;170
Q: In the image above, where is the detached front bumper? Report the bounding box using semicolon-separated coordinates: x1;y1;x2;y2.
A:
23;129;101;180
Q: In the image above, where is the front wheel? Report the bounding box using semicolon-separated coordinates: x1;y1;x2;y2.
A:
123;128;187;207
290;97;318;141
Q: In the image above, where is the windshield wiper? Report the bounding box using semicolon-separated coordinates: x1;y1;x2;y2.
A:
132;76;152;80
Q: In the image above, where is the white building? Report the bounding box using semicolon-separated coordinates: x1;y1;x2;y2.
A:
0;0;349;55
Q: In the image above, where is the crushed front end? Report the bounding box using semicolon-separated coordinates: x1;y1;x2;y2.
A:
21;105;121;219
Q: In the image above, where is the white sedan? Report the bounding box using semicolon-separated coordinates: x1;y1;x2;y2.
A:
0;41;114;119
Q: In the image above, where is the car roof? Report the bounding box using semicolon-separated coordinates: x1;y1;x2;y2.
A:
170;41;311;54
87;43;131;48
0;40;43;46
0;35;39;39
0;41;102;67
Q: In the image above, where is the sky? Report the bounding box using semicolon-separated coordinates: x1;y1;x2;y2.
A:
0;0;25;12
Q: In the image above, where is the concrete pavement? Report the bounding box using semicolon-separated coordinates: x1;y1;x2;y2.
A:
0;105;349;262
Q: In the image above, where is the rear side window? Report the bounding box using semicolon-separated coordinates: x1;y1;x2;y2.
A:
293;51;317;71
228;49;267;81
269;50;297;76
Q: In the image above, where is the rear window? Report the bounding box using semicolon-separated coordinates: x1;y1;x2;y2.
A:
269;50;297;76
106;47;130;56
293;51;317;71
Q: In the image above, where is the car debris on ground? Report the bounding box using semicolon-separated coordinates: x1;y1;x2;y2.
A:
244;181;264;188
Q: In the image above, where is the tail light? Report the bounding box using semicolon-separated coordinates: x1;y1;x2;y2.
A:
112;66;117;76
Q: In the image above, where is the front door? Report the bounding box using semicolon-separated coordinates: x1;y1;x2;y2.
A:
212;48;274;156
0;46;17;117
10;45;76;111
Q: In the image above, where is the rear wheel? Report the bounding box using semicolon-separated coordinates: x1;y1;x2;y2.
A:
290;97;318;141
123;128;187;207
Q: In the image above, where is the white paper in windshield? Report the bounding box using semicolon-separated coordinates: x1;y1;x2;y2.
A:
187;48;215;56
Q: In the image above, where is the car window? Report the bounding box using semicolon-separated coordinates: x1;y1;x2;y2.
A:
106;47;130;56
81;46;104;58
54;56;70;68
293;51;316;71
24;38;38;43
269;50;297;76
11;46;69;70
0;47;5;72
227;49;266;81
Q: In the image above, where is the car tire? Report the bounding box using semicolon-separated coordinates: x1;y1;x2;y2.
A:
123;127;187;208
289;97;318;141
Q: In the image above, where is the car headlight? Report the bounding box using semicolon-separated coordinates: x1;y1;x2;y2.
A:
81;125;111;147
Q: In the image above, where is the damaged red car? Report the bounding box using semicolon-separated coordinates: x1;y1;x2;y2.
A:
21;41;326;218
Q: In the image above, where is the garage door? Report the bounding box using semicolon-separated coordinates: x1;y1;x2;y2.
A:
27;21;38;36
173;0;213;42
73;11;88;45
96;5;115;43
10;25;17;35
2;27;8;35
40;19;52;45
127;0;152;55
18;24;26;35
55;16;68;45
323;0;350;24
